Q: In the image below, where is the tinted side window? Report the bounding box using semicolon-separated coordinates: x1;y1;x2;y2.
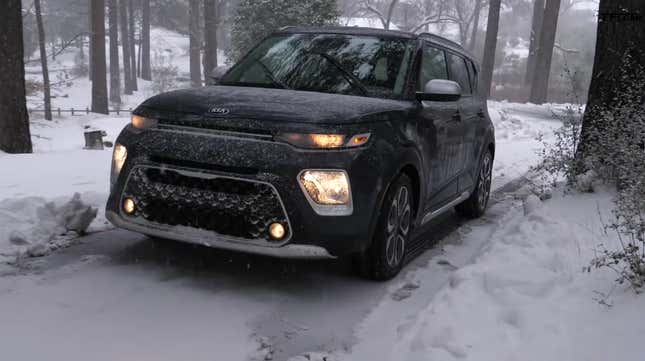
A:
446;53;472;95
418;45;448;91
467;61;478;93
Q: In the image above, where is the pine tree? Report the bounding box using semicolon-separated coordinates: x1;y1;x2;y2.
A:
0;0;33;153
90;0;109;114
128;0;138;91
576;0;645;166
108;0;121;104
480;0;502;98
34;0;52;120
189;0;202;87
120;0;133;94
229;0;339;62
529;0;562;104
141;0;151;80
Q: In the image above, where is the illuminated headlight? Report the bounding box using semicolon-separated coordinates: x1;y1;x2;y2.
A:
131;115;158;129
298;170;353;215
277;133;370;149
111;144;127;186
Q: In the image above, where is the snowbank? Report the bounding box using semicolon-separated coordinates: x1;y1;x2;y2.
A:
363;188;645;361
0;193;97;262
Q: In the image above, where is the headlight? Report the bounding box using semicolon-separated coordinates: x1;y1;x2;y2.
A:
111;144;127;186
277;133;370;149
131;115;158;129
298;170;353;216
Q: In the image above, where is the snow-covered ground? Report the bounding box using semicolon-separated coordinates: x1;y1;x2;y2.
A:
4;26;641;361
343;188;645;361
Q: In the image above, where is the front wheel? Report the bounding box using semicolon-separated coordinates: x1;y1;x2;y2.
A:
455;149;493;218
355;174;413;281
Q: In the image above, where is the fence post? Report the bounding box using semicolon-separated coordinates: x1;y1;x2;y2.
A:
71;108;74;116
86;107;89;114
57;108;61;117
116;108;120;115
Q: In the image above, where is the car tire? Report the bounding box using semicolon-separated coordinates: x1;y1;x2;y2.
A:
455;149;493;218
355;174;413;281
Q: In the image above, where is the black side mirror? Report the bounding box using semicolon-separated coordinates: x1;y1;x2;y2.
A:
416;79;462;102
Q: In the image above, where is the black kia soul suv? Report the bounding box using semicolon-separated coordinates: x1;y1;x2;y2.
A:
107;27;495;280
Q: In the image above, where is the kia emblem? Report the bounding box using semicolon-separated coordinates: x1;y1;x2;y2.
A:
209;107;230;115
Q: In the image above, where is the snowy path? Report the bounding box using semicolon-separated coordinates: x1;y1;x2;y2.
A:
0;177;527;361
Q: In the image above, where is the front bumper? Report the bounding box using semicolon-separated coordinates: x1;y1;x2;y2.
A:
106;210;335;259
107;123;390;258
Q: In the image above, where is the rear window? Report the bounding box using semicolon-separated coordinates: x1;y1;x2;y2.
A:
446;53;472;95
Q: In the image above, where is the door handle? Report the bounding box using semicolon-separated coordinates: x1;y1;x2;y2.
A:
477;109;486;118
452;112;462;122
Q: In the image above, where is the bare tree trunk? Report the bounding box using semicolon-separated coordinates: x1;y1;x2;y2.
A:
120;0;133;94
203;0;217;82
529;0;561;104
34;0;52;121
525;0;545;86
89;10;93;81
128;0;138;91
141;0;151;80
468;0;483;52
480;0;502;99
91;0;109;114
0;0;33;153
137;34;142;77
189;0;202;87
108;0;121;105
576;0;645;165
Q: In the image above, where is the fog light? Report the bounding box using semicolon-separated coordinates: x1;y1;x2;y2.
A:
123;198;136;215
269;222;285;240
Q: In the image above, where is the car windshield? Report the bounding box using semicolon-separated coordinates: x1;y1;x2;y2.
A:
220;33;416;99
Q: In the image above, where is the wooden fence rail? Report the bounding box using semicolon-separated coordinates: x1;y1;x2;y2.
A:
28;108;133;117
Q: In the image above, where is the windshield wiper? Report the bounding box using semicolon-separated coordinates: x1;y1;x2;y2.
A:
307;51;369;96
255;60;291;90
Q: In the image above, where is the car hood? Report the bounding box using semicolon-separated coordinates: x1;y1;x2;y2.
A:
138;85;412;124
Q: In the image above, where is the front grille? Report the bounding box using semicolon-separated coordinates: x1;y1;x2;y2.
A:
122;166;290;242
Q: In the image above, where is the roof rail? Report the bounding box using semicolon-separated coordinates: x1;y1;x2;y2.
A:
418;33;463;50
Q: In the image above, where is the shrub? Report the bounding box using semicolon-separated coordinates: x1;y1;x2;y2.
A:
151;51;179;94
534;60;645;291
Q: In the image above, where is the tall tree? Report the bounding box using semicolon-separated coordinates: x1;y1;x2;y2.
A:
189;0;202;87
128;0;138;91
525;0;545;86
467;0;483;51
141;0;151;80
0;0;33;153
529;0;561;104
203;0;221;81
90;0;109;114
34;0;52;121
120;0;133;94
108;0;121;104
480;0;502;98
363;0;400;30
576;1;645;164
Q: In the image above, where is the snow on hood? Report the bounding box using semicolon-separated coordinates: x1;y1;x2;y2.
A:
138;85;413;124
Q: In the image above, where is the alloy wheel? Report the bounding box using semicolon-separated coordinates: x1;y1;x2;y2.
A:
385;185;411;268
477;152;493;209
